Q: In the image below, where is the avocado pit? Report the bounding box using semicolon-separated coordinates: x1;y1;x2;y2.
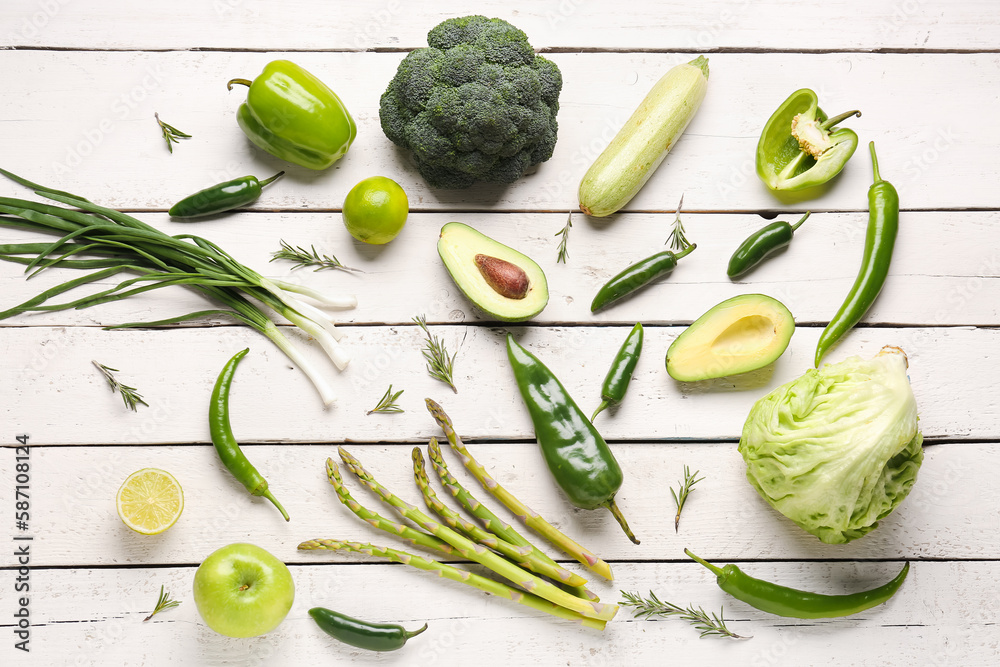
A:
475;254;529;300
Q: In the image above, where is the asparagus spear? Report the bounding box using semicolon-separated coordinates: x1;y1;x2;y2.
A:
427;438;601;603
298;539;607;631
425;398;614;582
413;445;588;588
339;446;618;623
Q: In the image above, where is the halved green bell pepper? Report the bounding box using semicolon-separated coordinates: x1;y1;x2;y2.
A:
228;60;356;170
756;88;860;192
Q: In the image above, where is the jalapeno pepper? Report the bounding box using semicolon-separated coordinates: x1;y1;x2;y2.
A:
814;142;898;366
727;211;810;278
309;607;427;652
506;334;638;544
228;60;356;170
168;172;284;219
756;88;861;192
591;244;696;312
686;549;909;619
591;323;643;422
209;348;289;521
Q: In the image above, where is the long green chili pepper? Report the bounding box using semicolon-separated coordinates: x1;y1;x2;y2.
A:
591;245;695;312
308;607;427;652
169;172;284;219
686;549;909;619
727;212;810;279
814;142;899;366
592;323;644;422
506;334;638;544
209;348;289;521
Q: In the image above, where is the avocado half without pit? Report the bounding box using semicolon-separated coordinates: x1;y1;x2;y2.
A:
437;222;549;322
666;294;795;381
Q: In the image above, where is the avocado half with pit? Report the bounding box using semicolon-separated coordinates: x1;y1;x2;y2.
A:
666;294;794;381
437;222;548;322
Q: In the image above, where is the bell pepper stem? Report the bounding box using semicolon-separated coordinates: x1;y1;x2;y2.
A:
819;109;861;131
869;141;882;183
684;548;725;577
790;211;811;232
591;400;610;422
227;78;253;90
262;488;290;521
673;243;696;260
603;498;639;545
257;171;285;188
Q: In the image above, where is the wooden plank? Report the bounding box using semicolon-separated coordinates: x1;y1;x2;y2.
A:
0;324;989;445
2;0;996;51
0;441;994;568
2;561;995;665
0;51;994;211
1;210;998;328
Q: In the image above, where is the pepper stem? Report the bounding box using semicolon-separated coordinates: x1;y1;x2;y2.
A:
819;109;861;131
684;548;725;577
869;141;882;183
603;498;640;545
262;489;290;521
673;243;697;260
405;623;429;640
258;171;285;188
591;400;610;422
790;211;811;232
226;78;253;91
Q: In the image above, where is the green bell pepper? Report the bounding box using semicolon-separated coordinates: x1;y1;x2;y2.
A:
756;88;860;192
227;60;356;170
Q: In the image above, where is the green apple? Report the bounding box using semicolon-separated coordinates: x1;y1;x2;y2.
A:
193;543;294;638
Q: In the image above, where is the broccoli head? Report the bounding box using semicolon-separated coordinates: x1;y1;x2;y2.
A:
380;16;563;189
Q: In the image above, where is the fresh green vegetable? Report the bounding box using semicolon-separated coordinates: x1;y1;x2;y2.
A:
144;585;181;622
379;15;562;189
228;60;356;170
168;172;284;219
555;212;572;264
620;591;748;640
739;346;922;544
154;112;191;153
666;194;690;251
269;240;359;273
425;398;614;581
815;142;899;366
591;323;644;421
666;294;794;381
591;245;696;312
687;550;910;619
579;57;709;217
506;334;638;544
727;212;810;278
670;465;703;532
92;360;148;412
413;315;458;392
299;539;608;630
209;349;289;521
309;607;426;652
367;385;404;415
756;89;860;192
0;168;354;406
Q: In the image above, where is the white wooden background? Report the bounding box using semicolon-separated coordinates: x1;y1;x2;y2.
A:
1;1;998;664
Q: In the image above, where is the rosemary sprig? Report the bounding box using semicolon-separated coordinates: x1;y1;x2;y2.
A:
620;590;749;640
143;585;181;622
670;464;704;532
555;211;573;264
367;384;404;415
413;314;458;393
154;113;191;154
666;194;690;251
92;361;148;412
269;239;360;273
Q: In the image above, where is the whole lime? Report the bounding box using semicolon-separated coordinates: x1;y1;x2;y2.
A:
342;176;409;244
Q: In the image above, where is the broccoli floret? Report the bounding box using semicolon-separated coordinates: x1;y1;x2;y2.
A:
379;15;562;189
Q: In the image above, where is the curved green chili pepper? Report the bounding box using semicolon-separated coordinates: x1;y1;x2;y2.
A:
686;549;909;619
506;334;638;544
727;211;810;279
592;322;644;422
168;172;284;219
756;88;861;192
815;142;899;366
591;244;696;312
309;607;427;652
209;348;289;521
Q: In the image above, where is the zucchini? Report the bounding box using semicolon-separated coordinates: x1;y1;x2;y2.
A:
578;56;709;218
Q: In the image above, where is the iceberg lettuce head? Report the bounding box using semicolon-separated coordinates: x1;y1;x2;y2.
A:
738;346;923;544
